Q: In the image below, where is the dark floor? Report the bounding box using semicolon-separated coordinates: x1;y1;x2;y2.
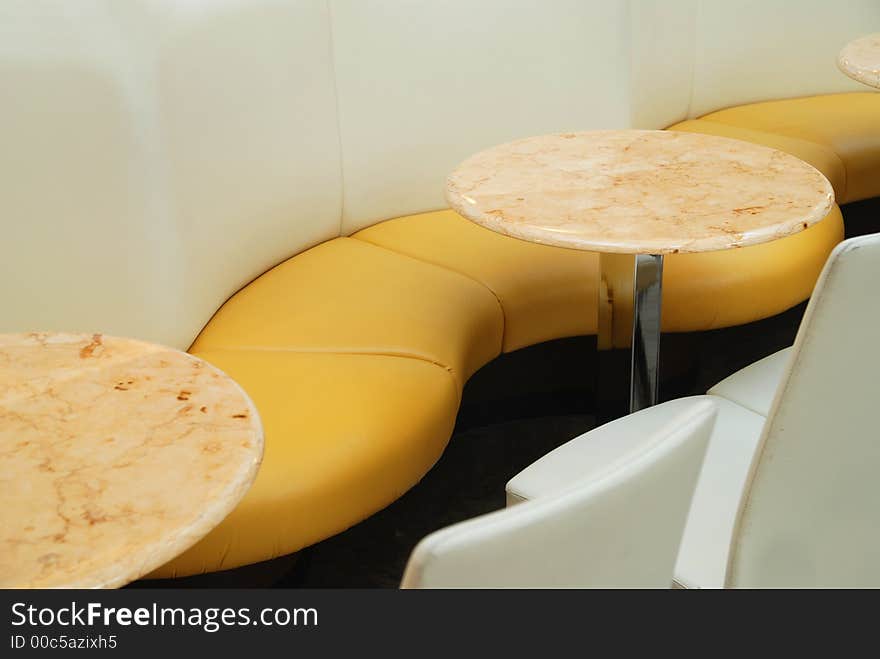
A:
135;198;878;589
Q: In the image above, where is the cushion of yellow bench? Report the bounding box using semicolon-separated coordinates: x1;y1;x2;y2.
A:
354;210;597;352
150;350;459;577
673;92;880;204
353;207;843;339
662;205;843;332
191;237;503;385
163;204;842;576
158;207;842;576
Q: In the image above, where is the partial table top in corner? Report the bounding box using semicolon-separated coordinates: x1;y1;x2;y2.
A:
446;130;834;255
0;332;263;588
839;33;880;89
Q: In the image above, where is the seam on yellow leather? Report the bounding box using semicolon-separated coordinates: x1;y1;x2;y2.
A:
351;231;510;339
190;237;504;382
190;347;464;416
191;344;460;380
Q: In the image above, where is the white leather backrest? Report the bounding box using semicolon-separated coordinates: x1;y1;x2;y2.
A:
629;0;698;129
0;0;341;349
4;0;878;350
688;0;880;118
332;0;880;231
331;0;634;233
401;400;716;588
728;234;880;587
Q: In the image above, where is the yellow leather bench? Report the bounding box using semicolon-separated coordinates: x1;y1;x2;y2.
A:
356;207;844;337
152;92;876;578
670;92;880;205
160;350;460;576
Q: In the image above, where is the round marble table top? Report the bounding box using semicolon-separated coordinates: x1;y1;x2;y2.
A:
838;33;880;89
0;333;263;588
447;130;834;254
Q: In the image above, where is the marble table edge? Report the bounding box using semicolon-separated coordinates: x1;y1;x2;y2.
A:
838;33;880;90
97;364;265;590
445;131;835;255
1;332;265;589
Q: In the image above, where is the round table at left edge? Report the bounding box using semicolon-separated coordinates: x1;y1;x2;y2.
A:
0;332;264;589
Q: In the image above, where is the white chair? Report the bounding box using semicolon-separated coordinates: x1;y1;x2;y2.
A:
401;400;716;588
508;233;880;588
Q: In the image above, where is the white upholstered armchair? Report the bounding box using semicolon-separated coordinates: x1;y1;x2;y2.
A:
507;233;880;588
402;400;716;588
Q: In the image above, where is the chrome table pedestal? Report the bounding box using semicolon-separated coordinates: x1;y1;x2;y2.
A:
597;253;664;419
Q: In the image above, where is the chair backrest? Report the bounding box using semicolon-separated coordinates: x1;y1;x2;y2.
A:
401;400;716;588
727;233;880;587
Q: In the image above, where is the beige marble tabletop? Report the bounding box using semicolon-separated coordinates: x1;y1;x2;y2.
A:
838;33;880;89
447;130;834;254
0;332;263;588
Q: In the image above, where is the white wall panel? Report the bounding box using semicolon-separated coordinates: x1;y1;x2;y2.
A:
331;0;633;233
4;0;878;351
0;0;342;349
630;0;698;128
689;0;880;118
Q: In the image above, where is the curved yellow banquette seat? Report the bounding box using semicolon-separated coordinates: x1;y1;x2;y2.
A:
1;1;876;577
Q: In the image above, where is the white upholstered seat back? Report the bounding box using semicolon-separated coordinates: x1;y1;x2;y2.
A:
2;1;879;350
330;0;634;233
0;0;634;347
401;400;715;588
686;0;880;118
728;234;880;587
331;0;880;229
0;0;341;349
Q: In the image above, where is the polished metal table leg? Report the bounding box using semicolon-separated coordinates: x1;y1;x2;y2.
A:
630;254;664;412
596;252;664;419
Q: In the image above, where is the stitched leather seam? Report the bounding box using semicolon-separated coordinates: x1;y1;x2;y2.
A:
350;233;510;342
191;344;463;382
